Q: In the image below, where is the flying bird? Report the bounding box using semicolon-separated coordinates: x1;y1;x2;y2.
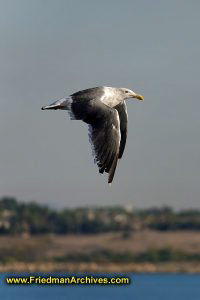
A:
41;86;143;183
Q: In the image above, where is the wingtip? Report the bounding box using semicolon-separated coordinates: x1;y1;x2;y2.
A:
108;175;113;185
107;155;118;185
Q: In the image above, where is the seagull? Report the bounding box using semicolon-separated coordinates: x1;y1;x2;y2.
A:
41;86;143;183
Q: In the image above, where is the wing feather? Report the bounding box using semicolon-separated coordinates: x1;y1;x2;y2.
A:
115;101;128;159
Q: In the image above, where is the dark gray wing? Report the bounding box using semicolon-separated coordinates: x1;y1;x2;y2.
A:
115;101;128;159
71;99;121;183
88;105;121;184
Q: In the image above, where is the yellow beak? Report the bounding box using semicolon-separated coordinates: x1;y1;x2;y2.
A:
135;94;144;101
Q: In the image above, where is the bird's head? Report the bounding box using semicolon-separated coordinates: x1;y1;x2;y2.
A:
120;88;144;101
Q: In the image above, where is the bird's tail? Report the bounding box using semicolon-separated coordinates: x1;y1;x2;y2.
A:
41;97;72;110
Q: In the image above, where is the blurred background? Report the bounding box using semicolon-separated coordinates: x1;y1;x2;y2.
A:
0;0;200;273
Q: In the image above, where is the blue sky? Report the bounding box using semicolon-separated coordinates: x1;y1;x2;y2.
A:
1;0;200;209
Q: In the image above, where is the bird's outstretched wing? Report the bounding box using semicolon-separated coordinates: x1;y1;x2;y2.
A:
71;99;121;183
88;106;121;183
115;101;128;159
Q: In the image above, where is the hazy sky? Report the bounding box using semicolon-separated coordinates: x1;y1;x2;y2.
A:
1;0;200;209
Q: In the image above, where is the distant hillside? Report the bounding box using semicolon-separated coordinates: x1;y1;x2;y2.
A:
0;197;200;235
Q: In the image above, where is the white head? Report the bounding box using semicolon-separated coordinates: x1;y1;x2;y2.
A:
120;88;144;101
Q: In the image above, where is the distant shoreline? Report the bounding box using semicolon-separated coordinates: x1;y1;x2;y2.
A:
1;262;200;273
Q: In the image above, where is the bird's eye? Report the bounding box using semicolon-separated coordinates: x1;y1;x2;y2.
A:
125;91;129;93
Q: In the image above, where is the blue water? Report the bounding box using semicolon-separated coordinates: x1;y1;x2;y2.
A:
1;273;200;300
